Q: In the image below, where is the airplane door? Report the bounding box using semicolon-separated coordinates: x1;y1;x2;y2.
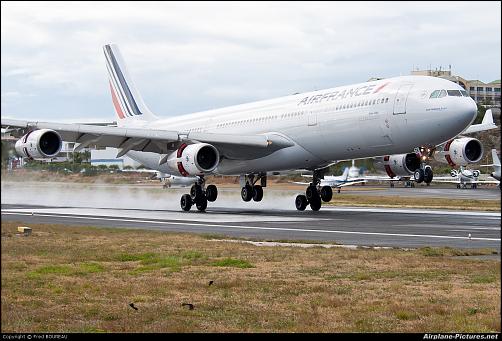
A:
308;110;317;126
393;84;413;115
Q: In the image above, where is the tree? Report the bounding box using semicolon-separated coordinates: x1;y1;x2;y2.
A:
474;103;487;125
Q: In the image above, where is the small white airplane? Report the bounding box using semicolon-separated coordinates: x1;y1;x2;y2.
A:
294;166;366;198
161;173;198;188
480;149;501;182
122;168;197;187
2;44;481;211
433;166;500;189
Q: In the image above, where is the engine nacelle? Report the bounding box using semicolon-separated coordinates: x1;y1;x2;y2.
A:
375;153;421;178
167;143;219;176
433;137;483;167
14;129;62;159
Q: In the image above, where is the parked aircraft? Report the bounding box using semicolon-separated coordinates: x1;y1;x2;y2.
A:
294;166;366;197
480;149;501;181
2;44;479;211
433;166;500;189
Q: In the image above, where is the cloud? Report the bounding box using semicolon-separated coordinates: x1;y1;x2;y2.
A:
1;1;500;121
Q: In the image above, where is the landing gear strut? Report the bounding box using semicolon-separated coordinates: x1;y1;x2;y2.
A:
240;173;266;202
296;169;330;211
180;176;218;212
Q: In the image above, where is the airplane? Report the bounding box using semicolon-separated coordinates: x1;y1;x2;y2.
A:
293;166;367;196
432;166;500;189
121;168;197;187
161;173;198;188
371;109;497;186
2;44;479;212
480;149;501;182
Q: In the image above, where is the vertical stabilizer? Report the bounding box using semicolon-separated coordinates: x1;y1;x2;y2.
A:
103;44;158;125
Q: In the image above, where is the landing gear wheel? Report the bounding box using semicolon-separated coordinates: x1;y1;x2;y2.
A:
309;195;322;211
414;169;424;183
252;185;263;202
196;197;208;211
424;167;433;184
472;183;477;189
305;185;317;201
241;184;253;202
180;194;192;211
190;184;203;199
320;186;333;202
206;185;218;202
295;194;308;211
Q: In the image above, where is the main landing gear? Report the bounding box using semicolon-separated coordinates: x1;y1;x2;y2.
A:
295;170;332;211
180;176;218;212
240;173;266;202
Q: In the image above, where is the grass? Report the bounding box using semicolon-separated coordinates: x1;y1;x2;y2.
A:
1;222;500;333
326;194;501;211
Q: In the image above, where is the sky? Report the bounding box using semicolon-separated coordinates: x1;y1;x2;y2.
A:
1;1;501;122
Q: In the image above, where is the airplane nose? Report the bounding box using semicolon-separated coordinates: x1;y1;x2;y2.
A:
456;97;478;128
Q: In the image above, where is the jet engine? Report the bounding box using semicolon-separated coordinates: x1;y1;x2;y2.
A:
14;129;62;159
167;143;219;176
433;137;483;167
375;153;421;178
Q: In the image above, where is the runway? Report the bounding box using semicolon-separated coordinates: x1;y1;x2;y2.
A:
2;204;500;251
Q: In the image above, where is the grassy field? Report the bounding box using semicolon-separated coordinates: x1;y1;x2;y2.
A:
326;194;501;211
1;222;500;333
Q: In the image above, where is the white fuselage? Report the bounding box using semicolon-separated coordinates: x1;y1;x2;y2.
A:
127;75;477;175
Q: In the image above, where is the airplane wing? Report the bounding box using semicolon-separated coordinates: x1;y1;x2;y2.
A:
462;109;497;134
334;180;367;188
1;118;294;160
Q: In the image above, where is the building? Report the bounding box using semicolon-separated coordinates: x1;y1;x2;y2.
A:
410;68;500;107
90;147;141;169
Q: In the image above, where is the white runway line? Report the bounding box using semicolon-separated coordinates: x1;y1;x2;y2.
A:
2;211;500;242
324;206;501;217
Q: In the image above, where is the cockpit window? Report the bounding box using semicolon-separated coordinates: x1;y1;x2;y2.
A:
438;90;447;98
447;90;462;97
430;90;440;98
460;90;468;97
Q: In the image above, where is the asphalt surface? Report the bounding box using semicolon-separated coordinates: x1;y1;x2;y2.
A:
2;181;500;250
2;203;500;251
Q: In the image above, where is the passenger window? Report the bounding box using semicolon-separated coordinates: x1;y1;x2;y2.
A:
438;90;447;98
429;90;440;98
447;90;462;97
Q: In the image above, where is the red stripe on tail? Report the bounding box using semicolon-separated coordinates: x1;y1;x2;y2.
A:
109;81;125;119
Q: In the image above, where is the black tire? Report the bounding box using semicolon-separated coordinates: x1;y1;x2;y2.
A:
305;185;317;200
180;194;192;211
309;195;322;211
190;184;203;200
472;183;477;189
457;184;461;189
196;197;208;211
253;185;264;202
414;169;424;183
295;194;308;211
206;185;218;202
241;184;253;202
320;186;333;202
424;167;433;184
